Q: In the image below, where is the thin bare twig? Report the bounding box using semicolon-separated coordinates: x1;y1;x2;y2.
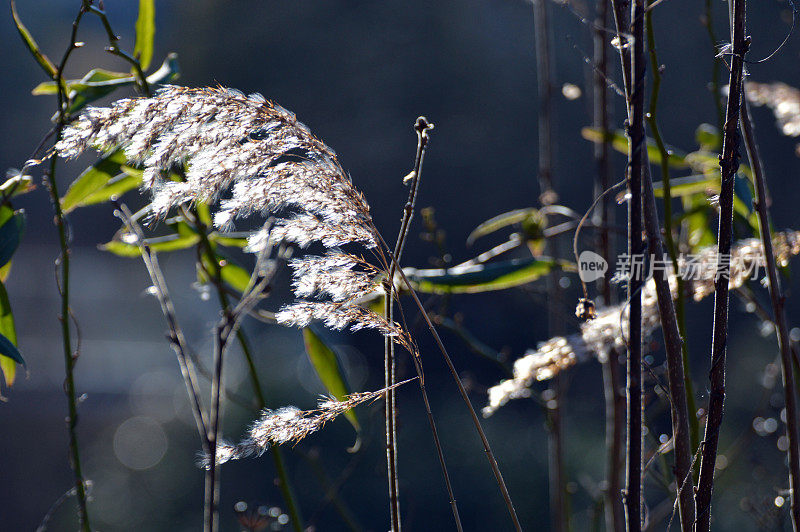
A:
740;94;800;531
593;0;625;529
695;1;748;529
384;117;463;532
380;233;521;531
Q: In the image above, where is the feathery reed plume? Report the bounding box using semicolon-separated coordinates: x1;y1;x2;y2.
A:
54;86;520;530
202;379;416;468
55;85;409;346
483;231;800;416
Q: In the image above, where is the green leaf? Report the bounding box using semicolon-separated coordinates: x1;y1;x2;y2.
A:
652;174;717;198
209;234;251;249
100;232;200;257
404;257;568;294
684;150;720;175
133;0;156;71
0;210;25;269
220;260;252;293
34;54;180;115
581;127;689;169
0;355;17;388
302;328;360;433
199;252;253;293
696;123;722;150
11;0;57;78
79;172;142;207
0;279;20;387
467;208;539;244
1;170;35;199
61;150;129;212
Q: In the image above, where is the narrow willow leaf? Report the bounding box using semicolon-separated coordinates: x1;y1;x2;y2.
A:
220;260;252;293
2;170;35;199
11;0;57;78
652;174;717;198
78;172;142;207
0;333;24;367
61;150;128;212
581;127;689;168
199;252;252;293
133;0;156;71
100;233;200;257
0;354;16;387
0;280;19;387
0;210;25;269
467;208;539;244
404;257;567;294
0;262;12;283
695;123;722;150
34;54;180;115
209;234;250;249
302;327;360;433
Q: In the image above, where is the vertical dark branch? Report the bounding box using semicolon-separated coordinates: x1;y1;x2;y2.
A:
740;96;800;531
533;0;555;205
593;1;625;530
625;1;645;529
641;5;696;529
641;166;696;531
703;0;725;132
193;220;304;532
695;1;748;529
49;6;91;530
205;316;231;532
384;116;434;531
381;247;521;532
533;0;566;529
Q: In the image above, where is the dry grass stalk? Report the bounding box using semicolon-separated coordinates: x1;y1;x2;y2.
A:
202;379;416;468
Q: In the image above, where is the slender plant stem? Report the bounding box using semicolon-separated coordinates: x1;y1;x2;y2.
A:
114;203;209;450
205;315;229;532
625;1;645;529
641;6;696;529
641;166;696;531
695;2;748;529
703;0;725;132
383;116;437;531
608;0;645;528
194;222;304;532
381;244;521;531
644;4;699;453
50;6;91;530
740;96;800;531
593;1;625;529
532;1;567;529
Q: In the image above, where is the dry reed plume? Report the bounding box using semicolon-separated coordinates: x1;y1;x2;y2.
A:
202;379;416;468
55;85;412;349
483;231;800;416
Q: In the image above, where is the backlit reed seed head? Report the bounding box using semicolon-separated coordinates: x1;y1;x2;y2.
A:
55;86;407;342
55;85;377;250
483;232;800;416
202;381;413;468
